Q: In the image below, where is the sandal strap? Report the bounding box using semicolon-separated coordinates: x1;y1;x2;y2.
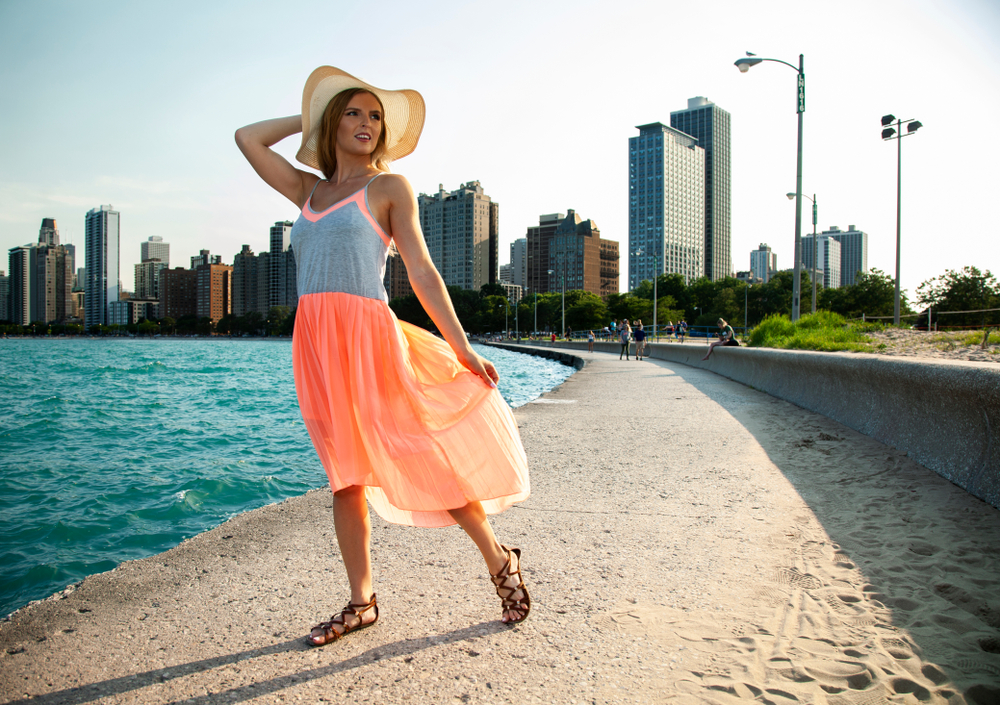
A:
311;594;378;642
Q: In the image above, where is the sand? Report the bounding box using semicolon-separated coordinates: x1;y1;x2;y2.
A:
1;348;998;704
861;328;998;364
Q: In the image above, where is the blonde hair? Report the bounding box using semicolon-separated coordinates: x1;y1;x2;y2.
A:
718;318;727;327
317;89;390;179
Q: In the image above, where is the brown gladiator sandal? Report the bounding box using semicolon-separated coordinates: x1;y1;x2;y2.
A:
490;545;531;625
307;593;379;647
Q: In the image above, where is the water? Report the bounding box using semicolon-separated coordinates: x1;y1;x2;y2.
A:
0;338;573;618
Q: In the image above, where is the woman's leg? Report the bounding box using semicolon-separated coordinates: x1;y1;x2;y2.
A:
309;485;376;643
449;501;528;623
702;341;719;361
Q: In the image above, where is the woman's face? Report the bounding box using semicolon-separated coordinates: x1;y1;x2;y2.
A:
336;91;383;158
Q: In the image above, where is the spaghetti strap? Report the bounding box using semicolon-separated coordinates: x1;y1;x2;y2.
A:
304;179;323;209
364;172;382;222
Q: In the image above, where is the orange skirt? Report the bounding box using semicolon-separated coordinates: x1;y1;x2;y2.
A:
292;292;530;527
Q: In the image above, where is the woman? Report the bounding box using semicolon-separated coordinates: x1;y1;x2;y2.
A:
619;319;632;360
587;329;595;352
702;318;740;360
236;67;530;646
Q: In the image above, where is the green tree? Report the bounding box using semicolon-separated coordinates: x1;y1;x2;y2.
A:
176;314;198;335
565;291;608;332
916;266;999;327
217;314;237;336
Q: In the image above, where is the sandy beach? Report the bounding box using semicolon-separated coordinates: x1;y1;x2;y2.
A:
861;328;998;364
1;347;998;704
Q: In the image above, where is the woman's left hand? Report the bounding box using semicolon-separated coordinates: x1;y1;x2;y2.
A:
456;348;499;388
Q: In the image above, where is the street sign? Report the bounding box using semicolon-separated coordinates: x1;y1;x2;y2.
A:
797;73;805;113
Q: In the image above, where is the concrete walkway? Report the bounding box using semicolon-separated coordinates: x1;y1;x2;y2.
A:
2;347;999;704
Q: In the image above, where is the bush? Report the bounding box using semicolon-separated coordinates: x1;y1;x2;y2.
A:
748;311;875;352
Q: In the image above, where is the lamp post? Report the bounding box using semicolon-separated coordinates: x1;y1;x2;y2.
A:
744;283;751;338
632;247;659;341
736;52;806;321
561;273;566;340
881;114;923;326
787;192;817;313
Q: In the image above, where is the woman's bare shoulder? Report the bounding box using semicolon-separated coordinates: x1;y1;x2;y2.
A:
375;172;415;197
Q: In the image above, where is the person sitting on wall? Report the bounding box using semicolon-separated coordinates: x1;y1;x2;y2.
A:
702;318;739;361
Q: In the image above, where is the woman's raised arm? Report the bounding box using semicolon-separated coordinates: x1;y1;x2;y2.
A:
235;116;319;208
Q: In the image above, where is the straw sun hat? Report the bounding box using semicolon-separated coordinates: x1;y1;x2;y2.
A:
296;66;426;170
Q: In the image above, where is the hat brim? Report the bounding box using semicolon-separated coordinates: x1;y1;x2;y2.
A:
296;66;425;170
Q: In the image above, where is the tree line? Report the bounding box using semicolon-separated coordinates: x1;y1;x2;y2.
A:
0;306;297;337
4;266;994;337
388;266;998;335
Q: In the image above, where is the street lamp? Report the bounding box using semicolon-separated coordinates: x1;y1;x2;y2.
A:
561;272;566;340
744;284;751;338
881;114;924;325
787;191;818;313
736;52;806;321
633;247;659;341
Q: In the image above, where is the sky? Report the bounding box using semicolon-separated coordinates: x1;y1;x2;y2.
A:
2;0;998;300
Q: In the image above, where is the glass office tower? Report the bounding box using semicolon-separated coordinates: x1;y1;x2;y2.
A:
628;122;705;288
670;97;732;281
84;205;120;330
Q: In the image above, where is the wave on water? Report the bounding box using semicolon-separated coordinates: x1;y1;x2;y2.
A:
0;338;574;618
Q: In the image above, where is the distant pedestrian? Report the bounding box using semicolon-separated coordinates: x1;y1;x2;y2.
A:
634;321;646;360
666;321;674;339
551;332;556;343
587;330;595;352
619;320;632;360
702;318;739;361
678;320;687;343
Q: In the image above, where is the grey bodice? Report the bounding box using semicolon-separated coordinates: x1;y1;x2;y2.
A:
290;175;391;302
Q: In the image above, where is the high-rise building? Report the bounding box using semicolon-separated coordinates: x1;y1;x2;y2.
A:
549;210;619;298
526;213;563;295
135;259;167;300
600;240;621;297
233;245;269;317
84;205;120;330
159;267;197;320
801;235;841;290
197;263;232;324
10;218;74;324
821;225;869;286
38;218;59;247
383;242;413;301
750;243;778;283
0;270;7;323
670;97;732;281
8;247;32;325
75;267;86;292
509;238;527;289
418;181;499;291
269;221;297;309
141;236;170;267
190;249;221;270
499;263;512;283
526;211;619;298
629;123;706;288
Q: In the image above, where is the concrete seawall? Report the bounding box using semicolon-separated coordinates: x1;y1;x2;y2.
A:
498;339;1000;508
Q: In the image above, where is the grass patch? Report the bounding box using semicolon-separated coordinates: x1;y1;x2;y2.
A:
748;311;875;352
928;330;1000;346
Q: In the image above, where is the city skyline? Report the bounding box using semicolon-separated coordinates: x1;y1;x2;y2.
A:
1;0;997;301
